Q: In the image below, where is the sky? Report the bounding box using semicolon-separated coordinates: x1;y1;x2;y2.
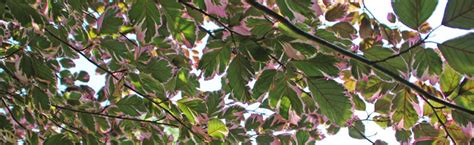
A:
20;0;474;144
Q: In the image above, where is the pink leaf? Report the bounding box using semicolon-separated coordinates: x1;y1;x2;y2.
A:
312;0;324;17
205;0;228;17
387;13;397;23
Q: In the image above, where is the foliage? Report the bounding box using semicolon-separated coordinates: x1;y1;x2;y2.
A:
0;0;473;144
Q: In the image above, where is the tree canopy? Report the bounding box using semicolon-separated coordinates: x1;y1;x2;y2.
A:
0;0;473;144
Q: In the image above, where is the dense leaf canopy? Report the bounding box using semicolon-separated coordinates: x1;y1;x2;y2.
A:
0;0;473;144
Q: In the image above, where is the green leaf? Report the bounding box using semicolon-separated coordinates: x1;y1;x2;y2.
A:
245;114;263;130
291;54;339;77
296;130;309;145
99;8;123;34
208;118;229;139
450;80;474;126
43;134;73;145
79;113;95;131
439;33;474;76
442;0;474;29
391;90;418;129
325;3;348;22
65;92;81;100
142;59;172;82
439;64;461;94
76;71;90;82
252;69;277;99
392;0;438;30
268;72;304;119
177;98;205;124
198;41;231;79
59;58;75;68
412;48;442;77
101;39;129;61
225;127;249;143
207;91;225;117
175;69;199;96
116;95;146;116
395;129;412;143
227;54;254;101
275;0;295;20
256;134;274;145
348;120;365;139
453;79;474;111
246;18;273;38
452;110;474;126
329;22;357;39
353;94;366;111
375;94;394;114
307;78;352;126
364;46;408;74
32;87;50;111
129;0;161;42
412;122;439;144
6;0;44;26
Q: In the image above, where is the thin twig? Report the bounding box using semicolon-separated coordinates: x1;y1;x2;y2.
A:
1;98;28;130
372;25;440;64
53;105;177;127
0;47;23;59
423;99;456;144
371;40;424;63
178;0;241;37
47;115;79;135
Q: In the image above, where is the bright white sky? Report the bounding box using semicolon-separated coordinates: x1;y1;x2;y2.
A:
66;0;474;144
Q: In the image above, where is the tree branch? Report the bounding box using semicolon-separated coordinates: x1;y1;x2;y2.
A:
372;25;440;64
245;0;474;115
47;115;79;135
1;98;28;130
53;105;177;127
44;28;203;141
371;40;424;63
0;47;23;59
178;0;241;37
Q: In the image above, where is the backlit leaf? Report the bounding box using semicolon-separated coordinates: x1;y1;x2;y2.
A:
308;78;352;126
392;0;438;30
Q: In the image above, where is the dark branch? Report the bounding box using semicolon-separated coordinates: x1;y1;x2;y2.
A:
53;105;177;127
245;0;474;115
47;115;79;135
0;47;23;59
1;98;28;130
371;40;424;63
178;0;241;36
